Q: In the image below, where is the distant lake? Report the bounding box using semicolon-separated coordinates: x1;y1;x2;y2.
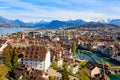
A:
0;27;35;35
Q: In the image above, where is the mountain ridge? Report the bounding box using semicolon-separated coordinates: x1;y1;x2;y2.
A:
0;16;120;28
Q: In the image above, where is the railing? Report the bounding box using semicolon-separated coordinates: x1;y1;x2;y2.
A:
108;66;120;71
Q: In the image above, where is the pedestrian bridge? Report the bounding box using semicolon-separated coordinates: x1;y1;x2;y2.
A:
89;62;120;73
108;66;120;74
108;66;120;70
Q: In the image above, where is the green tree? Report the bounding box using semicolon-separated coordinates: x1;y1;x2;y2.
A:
71;41;76;54
5;48;12;70
51;61;61;70
62;65;70;80
79;59;88;68
49;76;55;80
105;62;110;67
0;64;9;80
51;61;57;69
12;48;18;70
49;76;59;80
5;48;18;71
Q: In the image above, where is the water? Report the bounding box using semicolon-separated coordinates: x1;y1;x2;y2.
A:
85;51;120;66
0;27;35;35
76;49;120;80
107;73;120;80
76;50;95;62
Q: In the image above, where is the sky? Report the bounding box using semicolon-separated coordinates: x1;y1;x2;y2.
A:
0;0;120;22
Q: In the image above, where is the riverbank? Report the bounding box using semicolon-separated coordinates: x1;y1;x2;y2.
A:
77;47;120;66
76;49;120;80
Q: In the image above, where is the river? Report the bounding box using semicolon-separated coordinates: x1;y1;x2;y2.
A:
0;27;35;35
76;49;120;80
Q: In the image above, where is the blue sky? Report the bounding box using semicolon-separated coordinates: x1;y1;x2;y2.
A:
0;0;120;22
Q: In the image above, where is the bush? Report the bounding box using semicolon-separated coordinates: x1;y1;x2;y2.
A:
79;59;88;68
81;68;89;77
49;76;55;80
51;61;57;68
51;61;61;70
0;64;9;80
49;76;60;80
105;62;110;67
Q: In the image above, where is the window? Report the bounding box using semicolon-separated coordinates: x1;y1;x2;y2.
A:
40;66;42;68
30;55;32;58
32;48;34;50
36;52;38;55
37;48;39;51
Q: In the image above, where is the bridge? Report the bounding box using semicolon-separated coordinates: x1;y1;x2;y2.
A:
108;66;120;74
108;66;120;70
90;62;120;74
89;62;108;69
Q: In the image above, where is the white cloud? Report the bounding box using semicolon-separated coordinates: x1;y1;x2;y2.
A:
0;0;120;22
0;6;11;9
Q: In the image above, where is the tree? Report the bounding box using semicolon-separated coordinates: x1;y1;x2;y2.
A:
5;48;18;71
105;62;110;67
49;76;55;80
62;65;70;80
49;76;59;80
5;48;12;70
51;61;57;68
71;41;76;54
12;48;18;70
0;64;9;80
79;59;88;68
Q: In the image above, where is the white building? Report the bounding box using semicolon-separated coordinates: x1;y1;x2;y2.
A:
18;45;51;72
68;64;79;74
0;42;8;64
56;59;63;67
0;44;8;52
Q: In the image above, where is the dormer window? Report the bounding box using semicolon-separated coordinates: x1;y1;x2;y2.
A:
22;47;25;50
36;52;38;55
37;48;39;51
25;55;28;57
30;55;32;58
27;47;29;50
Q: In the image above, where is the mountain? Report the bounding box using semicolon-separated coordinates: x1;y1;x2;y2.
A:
68;23;120;29
13;19;26;26
0;16;13;24
34;19;120;28
35;20;67;28
0;16;34;27
0;16;120;28
34;20;49;28
35;19;86;28
108;19;120;26
46;20;66;28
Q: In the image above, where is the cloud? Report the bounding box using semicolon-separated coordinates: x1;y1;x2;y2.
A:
0;0;119;22
0;6;11;9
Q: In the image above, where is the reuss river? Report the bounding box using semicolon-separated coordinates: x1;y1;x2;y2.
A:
0;27;35;35
76;49;120;80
